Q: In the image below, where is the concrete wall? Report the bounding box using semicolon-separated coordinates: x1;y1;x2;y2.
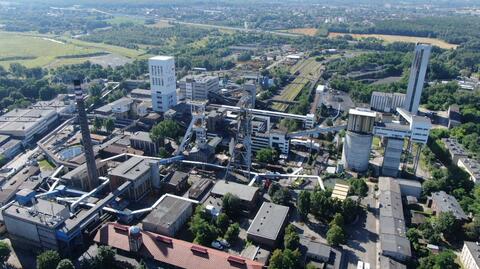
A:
342;131;372;172
382;138;403;177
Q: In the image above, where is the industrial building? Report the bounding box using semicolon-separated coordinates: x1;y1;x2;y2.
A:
0;135;22;159
162;170;189;194
142;195;193;237
108;156;157;201
129;131;158;156
404;43;432;115
178;74;219;101
378;177;411;263
0;108;58;143
210;180;259;210
342;108;376;172
460;241;480;269
370;92;406;113
427;191;468;221
149;56;177;112
61;161;108;191
247;202;289;248
94;223;265;269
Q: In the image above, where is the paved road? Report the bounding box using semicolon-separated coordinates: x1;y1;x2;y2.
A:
343;186;379;269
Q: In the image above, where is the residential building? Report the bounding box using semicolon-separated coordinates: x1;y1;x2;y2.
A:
378;177;411;262
247;202;289;248
94;223;265;269
178;74;219;101
428;191;468;221
108;157;157;201
460;241;480;269
442;138;468;165
149;56;177;112
458;158;480;184
370;92;406;113
404;43;432;115
142;196;193;237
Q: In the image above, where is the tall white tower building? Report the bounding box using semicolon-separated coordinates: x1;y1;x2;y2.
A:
149;56;177;112
404;43;432;115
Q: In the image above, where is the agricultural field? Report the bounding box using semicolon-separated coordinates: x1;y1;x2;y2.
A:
273;58;323;111
328;32;458;49
280;28;318;36
0;31;147;68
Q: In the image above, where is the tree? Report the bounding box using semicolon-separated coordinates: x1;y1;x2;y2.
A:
0;241;10;265
224;223;240;243
216;213;230;233
434;212;459;241
419;250;459;269
326;224;345;246
37;250;61;269
190;206;218;246
56;259;74;269
271;187;291;206
103;118;115;133
93;117;103;131
222;193;241;219
349;178;368;197
150;120;181;146
256;147;278;164
283;224;299;250
329;213;344;227
39;87;56;101
297;191;311;220
268;249;301;269
94;246;116;268
342;198;362;224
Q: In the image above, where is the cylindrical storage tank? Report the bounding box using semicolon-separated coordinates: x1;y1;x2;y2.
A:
342;131;373;172
128;226;143;252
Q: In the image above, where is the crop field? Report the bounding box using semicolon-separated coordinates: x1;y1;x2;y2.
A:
328;32;458;49
280;28;318;36
273;58;323;111
0;31;147;68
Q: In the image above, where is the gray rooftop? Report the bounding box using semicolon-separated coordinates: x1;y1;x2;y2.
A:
130;131;153;143
442;138;468;157
109;156;151;181
247;202;289;241
430;191;468;220
211;180;259;202
306;240;331;260
459;158;480;178
142;196;192;229
464;241;480;267
0;108;57;134
4;199;69;228
379;256;407;269
380;234;411;258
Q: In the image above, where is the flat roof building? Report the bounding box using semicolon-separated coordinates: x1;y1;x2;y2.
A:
0;108;58;143
428;191;468;220
378;177;411;262
178;74;219;101
442;138;468;165
142;196;193;237
211;180;259;210
460;241;480;269
109;157;156;201
458;158;480;184
247;202;289;248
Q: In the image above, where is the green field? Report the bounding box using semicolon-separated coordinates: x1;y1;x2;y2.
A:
273;58;323;111
0;31;147;68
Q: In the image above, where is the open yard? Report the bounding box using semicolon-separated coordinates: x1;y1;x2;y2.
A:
328;32;458;49
273;58;323;111
0;31;147;68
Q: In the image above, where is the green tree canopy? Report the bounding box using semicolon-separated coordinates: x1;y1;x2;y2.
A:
297;191;311;220
256;147;278;164
56;259;74;269
224;223;240;243
222;193;241;219
0;241;11;264
283;224;299;250
349;178;368;197
103;118;115;134
326;224;345;246
37;250;61;269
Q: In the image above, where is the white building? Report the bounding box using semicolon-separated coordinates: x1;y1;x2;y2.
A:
149;56;177;112
370;91;406;113
404;43;431;115
460;241;480;269
178;74;219;101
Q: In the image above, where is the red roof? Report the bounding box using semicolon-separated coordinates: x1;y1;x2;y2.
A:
94;223;265;269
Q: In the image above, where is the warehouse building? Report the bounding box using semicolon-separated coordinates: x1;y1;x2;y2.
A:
0;108;58;143
378;178;411;262
210;180;259;211
142;196;193;237
247;202;289;248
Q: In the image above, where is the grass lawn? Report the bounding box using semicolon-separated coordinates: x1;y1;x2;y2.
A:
0;31;148;68
38;159;55;171
105;16;145;25
328;32;458;49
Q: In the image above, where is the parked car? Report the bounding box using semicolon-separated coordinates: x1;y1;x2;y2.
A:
211;241;224;250
219;239;231;248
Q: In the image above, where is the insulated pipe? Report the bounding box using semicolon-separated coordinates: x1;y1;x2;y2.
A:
70;177;110;212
